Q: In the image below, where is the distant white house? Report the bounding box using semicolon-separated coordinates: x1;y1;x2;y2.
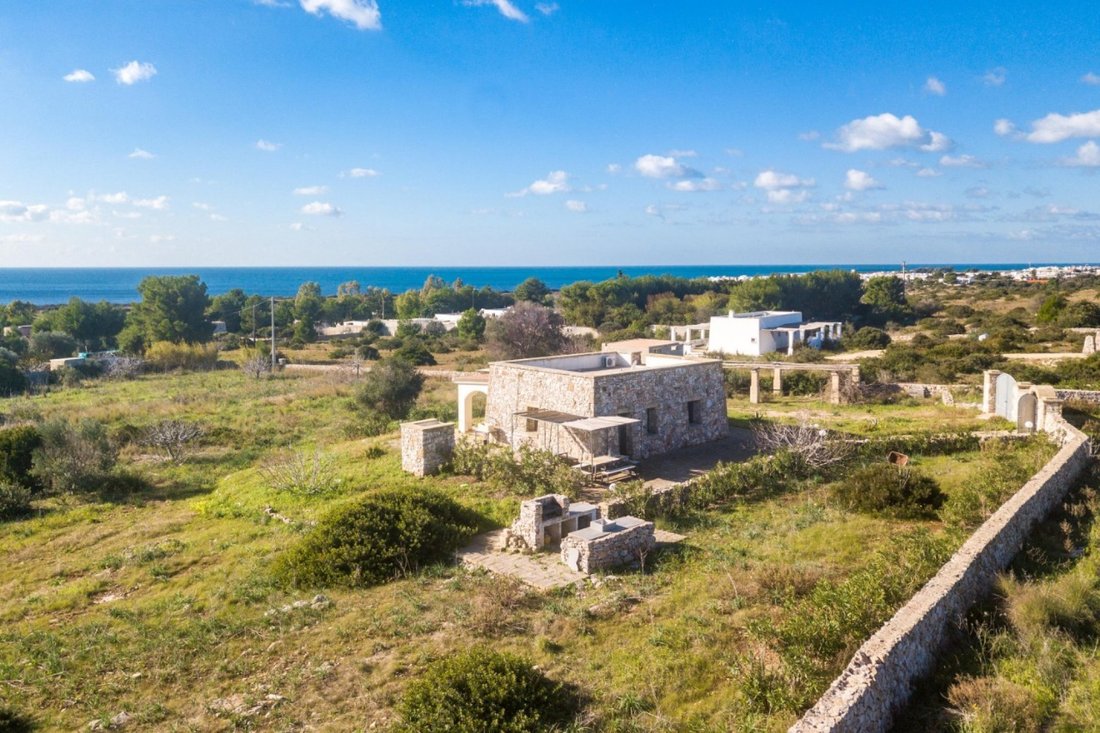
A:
707;310;842;356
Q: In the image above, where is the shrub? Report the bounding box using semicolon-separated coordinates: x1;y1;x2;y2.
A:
449;440;582;498
355;356;424;420
259;449;340;496
273;489;478;588
0;363;27;396
845;326;891;350
395;647;578;733
145;341;219;371
0;425;42;490
394;339;437;366
0;482;32;520
30;418;117;494
831;463;945;519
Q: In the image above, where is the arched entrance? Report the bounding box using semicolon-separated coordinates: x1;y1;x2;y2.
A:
1017;392;1038;432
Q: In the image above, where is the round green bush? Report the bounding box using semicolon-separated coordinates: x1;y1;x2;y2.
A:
395;647;578;733
0;425;42;491
0;482;32;521
831;464;945;519
273;489;477;588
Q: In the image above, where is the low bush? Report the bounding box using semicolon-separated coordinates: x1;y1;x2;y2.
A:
831;463;945;519
0;425;42;490
0;481;32;520
273;489;478;588
30;418;117;494
394;647;579;733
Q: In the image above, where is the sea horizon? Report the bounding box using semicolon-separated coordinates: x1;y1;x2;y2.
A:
0;262;1094;305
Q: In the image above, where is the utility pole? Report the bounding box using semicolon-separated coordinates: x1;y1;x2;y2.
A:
270;296;276;373
250;302;258;344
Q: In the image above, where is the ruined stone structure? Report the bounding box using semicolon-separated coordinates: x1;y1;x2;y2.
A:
465;349;727;461
511;494;600;550
399;419;455;477
723;360;861;405
792;380;1092;733
560;516;656;573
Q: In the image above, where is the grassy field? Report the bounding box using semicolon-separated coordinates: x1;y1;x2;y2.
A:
0;370;1056;731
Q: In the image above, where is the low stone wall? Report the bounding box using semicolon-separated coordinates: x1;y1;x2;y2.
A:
791;404;1091;732
1058;388;1100;405
560;519;655;573
400;419;455;477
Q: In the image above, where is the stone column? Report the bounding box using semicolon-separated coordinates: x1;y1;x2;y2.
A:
850;366;861;386
982;369;1000;415
829;371;842;405
749;368;761;404
772;367;783;394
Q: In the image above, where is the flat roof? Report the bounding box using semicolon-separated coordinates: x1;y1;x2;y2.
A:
601;338;679;352
567;515;649;541
493;351;720;377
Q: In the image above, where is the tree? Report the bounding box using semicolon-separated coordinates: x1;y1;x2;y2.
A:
208;289;247;333
486;302;568;359
860;276;912;325
140;420;205;463
513;277;551;304
122;275;213;351
34;298;126;350
457;308;486;341
355;357;424;419
1036;293;1068;324
27;331;77;361
294;282;324;342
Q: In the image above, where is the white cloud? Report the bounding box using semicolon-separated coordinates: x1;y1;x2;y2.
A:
916;167;941;178
301;201;343;216
754;169;814;204
462;0;529;23
112;60;157;85
0;201;50;223
606;163;622;174
564;200;587;212
844;169;883;191
666;149;698;158
798;130;820;141
634;154;699;179
511;170;570;196
133;195;170;210
939;154;985;168
824;113;951;153
209;213;228;222
924;76;946;96
1083;72;1100;86
299;0;382;30
994;118;1017;137
192;202;212;211
535;2;558;15
149;234;176;244
0;233;45;244
63;69;95;83
1023;109;1100;143
293;185;329;196
256;139;282;152
113;211;142;220
344;167;379;178
767;189;810;204
97;192;129;205
668;178;722;192
128;148;155;160
1062;140;1100;167
290;222;309;231
983;67;1007;86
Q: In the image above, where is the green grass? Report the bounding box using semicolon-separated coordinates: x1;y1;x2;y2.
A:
0;370;1058;731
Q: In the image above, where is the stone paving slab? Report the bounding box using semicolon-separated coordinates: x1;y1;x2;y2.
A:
456;530;587;590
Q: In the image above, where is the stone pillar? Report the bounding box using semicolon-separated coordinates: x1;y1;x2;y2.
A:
850;366;861;386
400;419;455;477
829;371;842;405
1085;334;1096;355
982;370;1000;415
773;367;783;394
749;368;761;404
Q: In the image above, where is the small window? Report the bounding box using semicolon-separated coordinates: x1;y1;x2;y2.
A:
646;407;658;435
687;400;702;424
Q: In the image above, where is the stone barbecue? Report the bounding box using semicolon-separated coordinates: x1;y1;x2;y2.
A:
511;494;600;550
560;516;656;573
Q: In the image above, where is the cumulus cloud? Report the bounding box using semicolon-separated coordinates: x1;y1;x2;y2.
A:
300;0;382;30
63;69;95;83
293;185;329;195
256;139;282;152
634;154;701;179
983;67;1007;86
0;201;50;223
754;169;814;204
1083;72;1100;86
824;113;950;153
112;60;157;85
344;167;379;178
994;118;1017;137
916;167;941;178
301;201;343;216
1062;140;1100;167
128;148;155;160
462;0;529;23
844;169;883;191
924;76;946;96
133;195;170;210
510;170;570;196
536;2;558;14
940;154;985;168
1022;109;1100;143
668;178;722;192
97;192;130;204
564;199;587;212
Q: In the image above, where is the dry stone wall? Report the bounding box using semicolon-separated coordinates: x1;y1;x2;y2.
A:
1058;388;1100;405
791;403;1091;733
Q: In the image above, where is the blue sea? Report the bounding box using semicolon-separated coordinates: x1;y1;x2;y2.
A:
0;264;1084;305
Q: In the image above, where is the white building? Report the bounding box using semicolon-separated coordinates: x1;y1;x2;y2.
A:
706;310;842;356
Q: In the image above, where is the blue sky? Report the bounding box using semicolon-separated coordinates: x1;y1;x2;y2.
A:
2;1;1100;266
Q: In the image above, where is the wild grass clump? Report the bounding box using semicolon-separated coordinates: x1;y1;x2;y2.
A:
273;488;479;588
831;463;946;519
144;341;220;372
394;647;580;733
940;436;1054;530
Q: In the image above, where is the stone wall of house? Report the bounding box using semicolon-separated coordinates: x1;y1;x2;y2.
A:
400;419;455;477
592;361;728;459
560;519;656;573
790;402;1091;733
485;363;596;458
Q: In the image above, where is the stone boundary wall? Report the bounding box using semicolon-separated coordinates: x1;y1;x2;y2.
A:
1058;388;1100;405
791;405;1091;732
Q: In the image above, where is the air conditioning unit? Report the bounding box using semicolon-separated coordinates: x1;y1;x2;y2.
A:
604;355;616;368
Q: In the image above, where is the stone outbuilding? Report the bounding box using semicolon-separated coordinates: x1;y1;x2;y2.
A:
456;346;728;462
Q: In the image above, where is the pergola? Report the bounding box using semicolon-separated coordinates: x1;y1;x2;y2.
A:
511;408;640;462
